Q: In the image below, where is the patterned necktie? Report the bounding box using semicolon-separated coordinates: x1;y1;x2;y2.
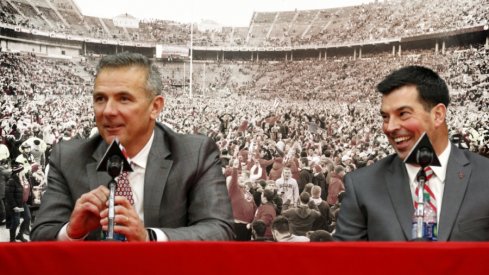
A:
414;166;436;212
115;170;134;205
115;148;134;205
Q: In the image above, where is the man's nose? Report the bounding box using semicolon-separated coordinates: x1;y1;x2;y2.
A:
385;117;400;133
103;99;118;116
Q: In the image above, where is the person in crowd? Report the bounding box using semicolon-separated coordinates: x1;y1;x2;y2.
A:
310;186;334;232
31;52;234;242
251;189;277;240
327;165;345;206
334;65;489;241
25;138;46;169
312;164;327;200
218;113;235;135
0;159;11;226
15;143;33;174
282;192;321;236
250;220;271;241
303;182;314;196
264;180;283;215
271;216;309;242
228;159;257;241
5;163;28;242
251;151;274;181
268;155;284;181
308;230;333;242
275;167;299;211
298;157;314;193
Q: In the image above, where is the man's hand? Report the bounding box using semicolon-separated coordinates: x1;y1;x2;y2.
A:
100;196;147;242
67;185;109;239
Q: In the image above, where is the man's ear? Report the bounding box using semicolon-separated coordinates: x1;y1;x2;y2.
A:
150;96;164;120
431;103;447;128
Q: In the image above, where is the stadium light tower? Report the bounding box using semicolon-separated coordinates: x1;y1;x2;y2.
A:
189;20;193;98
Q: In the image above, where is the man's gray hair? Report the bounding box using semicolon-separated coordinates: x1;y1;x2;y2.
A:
95;52;163;97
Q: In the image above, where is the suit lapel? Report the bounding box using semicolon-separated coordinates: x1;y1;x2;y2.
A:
385;157;413;240
87;140;112;191
143;126;173;227
438;145;470;241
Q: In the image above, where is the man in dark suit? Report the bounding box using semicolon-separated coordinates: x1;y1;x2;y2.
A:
31;52;234;241
334;66;489;241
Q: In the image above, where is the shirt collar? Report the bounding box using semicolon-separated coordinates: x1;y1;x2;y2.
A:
405;139;451;184
128;131;154;170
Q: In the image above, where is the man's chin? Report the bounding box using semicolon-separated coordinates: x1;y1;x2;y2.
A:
390;142;413;161
101;134;119;144
395;149;410;161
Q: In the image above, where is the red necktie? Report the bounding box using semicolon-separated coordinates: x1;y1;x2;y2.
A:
115;147;134;205
115;171;134;205
414;166;436;212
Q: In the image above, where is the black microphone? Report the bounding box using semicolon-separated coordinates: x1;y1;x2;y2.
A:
416;147;434;168
107;155;123;178
405;132;441;241
404;132;441;168
95;138;133;241
96;138;133;177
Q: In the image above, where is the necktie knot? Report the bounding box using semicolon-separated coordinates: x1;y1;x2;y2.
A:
424;166;434;181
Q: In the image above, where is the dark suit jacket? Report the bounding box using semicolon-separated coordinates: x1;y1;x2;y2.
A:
31;123;234;241
333;144;489;241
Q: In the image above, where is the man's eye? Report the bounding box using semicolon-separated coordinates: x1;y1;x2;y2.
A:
400;111;410;118
94;96;105;103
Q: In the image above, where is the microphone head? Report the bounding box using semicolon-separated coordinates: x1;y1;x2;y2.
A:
416;147;433;167
404;132;441;167
96;138;133;178
107;155;123;178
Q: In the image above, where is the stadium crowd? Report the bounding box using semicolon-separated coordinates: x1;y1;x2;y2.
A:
1;0;488;47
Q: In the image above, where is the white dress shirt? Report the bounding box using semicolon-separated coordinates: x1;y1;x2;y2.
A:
405;141;451;224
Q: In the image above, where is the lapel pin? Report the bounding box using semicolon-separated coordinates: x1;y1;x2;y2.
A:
458;171;464;179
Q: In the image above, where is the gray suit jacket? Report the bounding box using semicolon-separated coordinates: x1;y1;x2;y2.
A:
31;123;234;241
334;144;489;241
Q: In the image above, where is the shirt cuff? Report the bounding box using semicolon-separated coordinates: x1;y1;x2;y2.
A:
148;227;169;242
57;223;88;241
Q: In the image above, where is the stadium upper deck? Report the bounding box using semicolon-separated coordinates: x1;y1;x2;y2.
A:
1;0;487;48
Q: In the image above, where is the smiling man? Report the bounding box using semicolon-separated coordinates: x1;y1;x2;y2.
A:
333;65;489;241
31;52;233;242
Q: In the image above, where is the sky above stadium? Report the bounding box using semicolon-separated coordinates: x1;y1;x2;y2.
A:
74;0;377;27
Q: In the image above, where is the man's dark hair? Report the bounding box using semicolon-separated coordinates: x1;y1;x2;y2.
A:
95;52;163;97
309;230;333;242
271;216;290;234
300;191;310;204
252;220;267;237
376;65;450;110
257;180;267;189
262;189;275;202
334;165;345;175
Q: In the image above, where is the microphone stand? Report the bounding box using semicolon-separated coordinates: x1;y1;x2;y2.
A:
96;138;132;241
106;177;117;241
413;147;432;241
414;169;426;240
104;155;123;241
405;133;440;241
